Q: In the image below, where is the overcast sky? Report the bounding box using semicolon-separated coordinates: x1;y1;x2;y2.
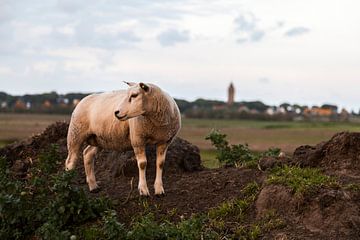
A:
0;0;359;110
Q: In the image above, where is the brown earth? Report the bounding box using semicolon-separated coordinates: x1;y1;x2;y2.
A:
2;123;360;239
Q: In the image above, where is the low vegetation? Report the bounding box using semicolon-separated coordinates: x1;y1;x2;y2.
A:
2;125;356;239
267;165;338;195
0;145;111;239
0;142;287;240
206;129;281;168
207;182;285;239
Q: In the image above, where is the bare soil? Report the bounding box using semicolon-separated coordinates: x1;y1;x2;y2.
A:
2;123;360;239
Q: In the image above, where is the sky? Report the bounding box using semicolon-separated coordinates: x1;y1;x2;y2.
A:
0;0;359;110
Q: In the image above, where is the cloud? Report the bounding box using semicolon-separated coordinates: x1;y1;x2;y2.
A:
157;28;190;47
277;21;285;28
258;77;270;84
72;21;142;49
250;30;265;42
234;12;265;44
285;27;310;37
57;0;90;13
234;13;257;32
32;61;57;74
0;65;13;75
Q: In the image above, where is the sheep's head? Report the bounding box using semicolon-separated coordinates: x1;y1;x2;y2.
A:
114;82;151;121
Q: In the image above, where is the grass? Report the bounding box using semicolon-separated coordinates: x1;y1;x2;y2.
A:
200;149;219;169
267;165;338;194
0;113;69;145
206;181;285;239
179;118;360;153
0;140;13;148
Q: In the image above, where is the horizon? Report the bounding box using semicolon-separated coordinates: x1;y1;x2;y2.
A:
0;0;359;111
0;88;349;111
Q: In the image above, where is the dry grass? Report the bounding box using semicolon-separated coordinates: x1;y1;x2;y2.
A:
0;113;70;143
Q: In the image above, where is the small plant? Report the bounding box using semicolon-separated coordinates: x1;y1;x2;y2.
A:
262;147;281;158
267;165;338;194
206;130;281;168
205;130;257;167
102;210;126;240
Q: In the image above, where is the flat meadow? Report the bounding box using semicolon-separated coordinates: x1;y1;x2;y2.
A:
1;113;360;167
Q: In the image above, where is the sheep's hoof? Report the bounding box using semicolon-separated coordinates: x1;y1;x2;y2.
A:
138;185;150;196
155;192;166;198
90;185;101;193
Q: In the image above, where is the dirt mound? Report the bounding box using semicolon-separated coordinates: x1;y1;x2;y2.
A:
258;156;292;170
0;122;69;164
99;137;203;179
256;185;360;239
0;122;202;177
293;132;360;177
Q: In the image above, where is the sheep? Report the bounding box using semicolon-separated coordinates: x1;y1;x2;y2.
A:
65;82;181;196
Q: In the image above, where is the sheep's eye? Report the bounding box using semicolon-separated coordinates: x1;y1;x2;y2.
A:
129;94;138;102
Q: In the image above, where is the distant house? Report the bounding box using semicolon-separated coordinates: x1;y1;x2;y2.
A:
14;99;26;110
250;109;260;114
57;97;69;105
42;100;52;108
26;102;31;109
294;108;302;114
304;106;334;117
73;99;80;106
1;101;7;108
212;105;226;110
266;107;274;115
276;107;286;114
238;105;250;113
57;97;70;108
340;108;350;121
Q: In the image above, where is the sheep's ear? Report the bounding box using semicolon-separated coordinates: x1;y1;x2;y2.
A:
139;82;149;92
123;81;136;87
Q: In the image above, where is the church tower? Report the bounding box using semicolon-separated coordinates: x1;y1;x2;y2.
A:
228;82;235;105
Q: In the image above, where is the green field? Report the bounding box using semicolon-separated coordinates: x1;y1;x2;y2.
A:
1;113;360;166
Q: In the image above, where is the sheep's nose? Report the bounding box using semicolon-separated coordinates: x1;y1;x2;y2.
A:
114;110;120;117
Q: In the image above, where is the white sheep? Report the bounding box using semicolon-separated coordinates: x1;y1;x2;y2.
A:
65;82;181;196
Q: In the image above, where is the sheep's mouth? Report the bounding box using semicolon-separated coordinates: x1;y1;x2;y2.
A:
116;114;128;121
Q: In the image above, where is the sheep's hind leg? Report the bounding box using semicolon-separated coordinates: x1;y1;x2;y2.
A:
154;143;168;196
134;146;150;196
65;122;85;170
83;145;100;192
65;138;82;171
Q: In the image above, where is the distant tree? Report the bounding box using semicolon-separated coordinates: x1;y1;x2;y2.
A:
241;101;269;112
174;99;192;113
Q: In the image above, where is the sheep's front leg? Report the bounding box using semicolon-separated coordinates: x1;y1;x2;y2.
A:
154;143;168;195
134;146;150;196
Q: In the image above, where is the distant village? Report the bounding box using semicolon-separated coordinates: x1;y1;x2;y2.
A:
1;84;359;122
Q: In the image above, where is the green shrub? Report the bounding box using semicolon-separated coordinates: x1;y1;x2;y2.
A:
126;213;207;240
205;130;281;168
262;147;281;158
0;145;111;239
205;130;257;167
102;210;126;240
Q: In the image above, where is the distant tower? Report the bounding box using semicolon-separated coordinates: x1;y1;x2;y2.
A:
228;82;235;105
